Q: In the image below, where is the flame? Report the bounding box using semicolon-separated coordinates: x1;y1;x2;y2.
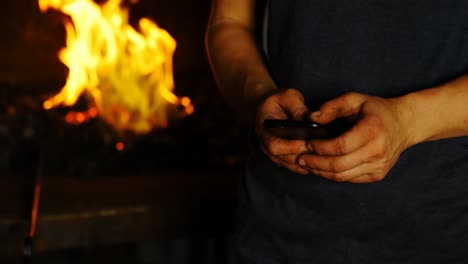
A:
39;0;194;133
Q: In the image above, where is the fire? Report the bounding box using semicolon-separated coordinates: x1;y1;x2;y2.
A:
39;0;194;133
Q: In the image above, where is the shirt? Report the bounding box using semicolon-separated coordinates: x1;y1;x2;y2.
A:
237;1;468;263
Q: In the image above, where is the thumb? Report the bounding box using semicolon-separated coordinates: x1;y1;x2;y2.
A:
310;92;367;124
279;89;309;120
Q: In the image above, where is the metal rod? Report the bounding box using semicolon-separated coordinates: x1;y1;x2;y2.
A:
24;151;43;258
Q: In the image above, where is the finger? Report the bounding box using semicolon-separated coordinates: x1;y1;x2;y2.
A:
347;174;382;183
260;144;309;175
277;154;300;164
307;117;377;156
260;143;300;165
306;162;376;182
262;134;308;155
269;154;309;175
306;129;366;156
298;146;371;173
278;89;309;120
309;92;367;124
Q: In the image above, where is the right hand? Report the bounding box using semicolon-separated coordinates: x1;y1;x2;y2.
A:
255;89;310;174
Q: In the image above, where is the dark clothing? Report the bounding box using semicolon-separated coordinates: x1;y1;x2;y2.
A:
237;1;468;263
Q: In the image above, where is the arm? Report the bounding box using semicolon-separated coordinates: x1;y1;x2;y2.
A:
400;74;468;144
205;0;276;122
206;0;311;174
297;74;468;183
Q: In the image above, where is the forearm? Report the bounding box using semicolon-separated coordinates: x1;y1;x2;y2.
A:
397;74;468;146
206;19;277;122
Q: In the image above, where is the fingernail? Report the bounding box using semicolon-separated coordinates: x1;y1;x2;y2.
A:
311;111;321;118
300;145;308;152
298;159;306;167
307;143;313;152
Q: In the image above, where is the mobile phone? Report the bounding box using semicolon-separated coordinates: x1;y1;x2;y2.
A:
263;119;328;139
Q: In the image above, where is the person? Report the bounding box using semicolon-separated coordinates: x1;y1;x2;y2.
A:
206;1;468;263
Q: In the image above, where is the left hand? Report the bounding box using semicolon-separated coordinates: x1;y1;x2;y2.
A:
298;92;414;183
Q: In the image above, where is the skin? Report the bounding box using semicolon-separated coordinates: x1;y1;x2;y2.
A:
206;0;468;183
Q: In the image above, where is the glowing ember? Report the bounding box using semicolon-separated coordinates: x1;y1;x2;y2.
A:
39;0;194;133
115;141;125;151
64;107;98;125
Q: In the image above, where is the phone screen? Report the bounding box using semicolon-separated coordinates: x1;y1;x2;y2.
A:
263;119;328;139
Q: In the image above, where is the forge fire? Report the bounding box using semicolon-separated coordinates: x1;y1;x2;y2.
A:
39;0;194;134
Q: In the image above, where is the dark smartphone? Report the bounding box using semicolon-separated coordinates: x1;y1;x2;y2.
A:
264;118;355;140
263;119;328;139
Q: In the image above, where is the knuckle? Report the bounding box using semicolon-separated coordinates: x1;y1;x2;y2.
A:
343;91;358;98
291;106;307;118
260;95;276;106
266;139;279;154
313;146;325;155
341;92;358;104
287;164;300;173
345;91;365;101
295;166;309;175
367;127;378;140
373;141;388;158
306;142;315;152
301;157;313;168
335;137;349;154
369;174;384;182
261;93;281;108
377;144;388;157
277;155;288;163
320;100;334;110
284;88;301;97
333;173;346;182
330;160;345;172
366;117;384;138
284;155;296;164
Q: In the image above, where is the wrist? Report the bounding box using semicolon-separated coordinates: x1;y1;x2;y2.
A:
244;80;278;121
392;86;451;147
390;92;433;148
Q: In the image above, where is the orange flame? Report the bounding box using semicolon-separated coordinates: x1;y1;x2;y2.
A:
39;0;194;133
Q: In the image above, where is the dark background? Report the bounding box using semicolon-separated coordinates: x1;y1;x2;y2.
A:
0;0;246;263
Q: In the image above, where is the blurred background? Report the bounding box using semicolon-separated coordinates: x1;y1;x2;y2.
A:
0;0;247;263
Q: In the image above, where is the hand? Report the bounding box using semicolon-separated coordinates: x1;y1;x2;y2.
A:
298;92;413;183
256;89;310;174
